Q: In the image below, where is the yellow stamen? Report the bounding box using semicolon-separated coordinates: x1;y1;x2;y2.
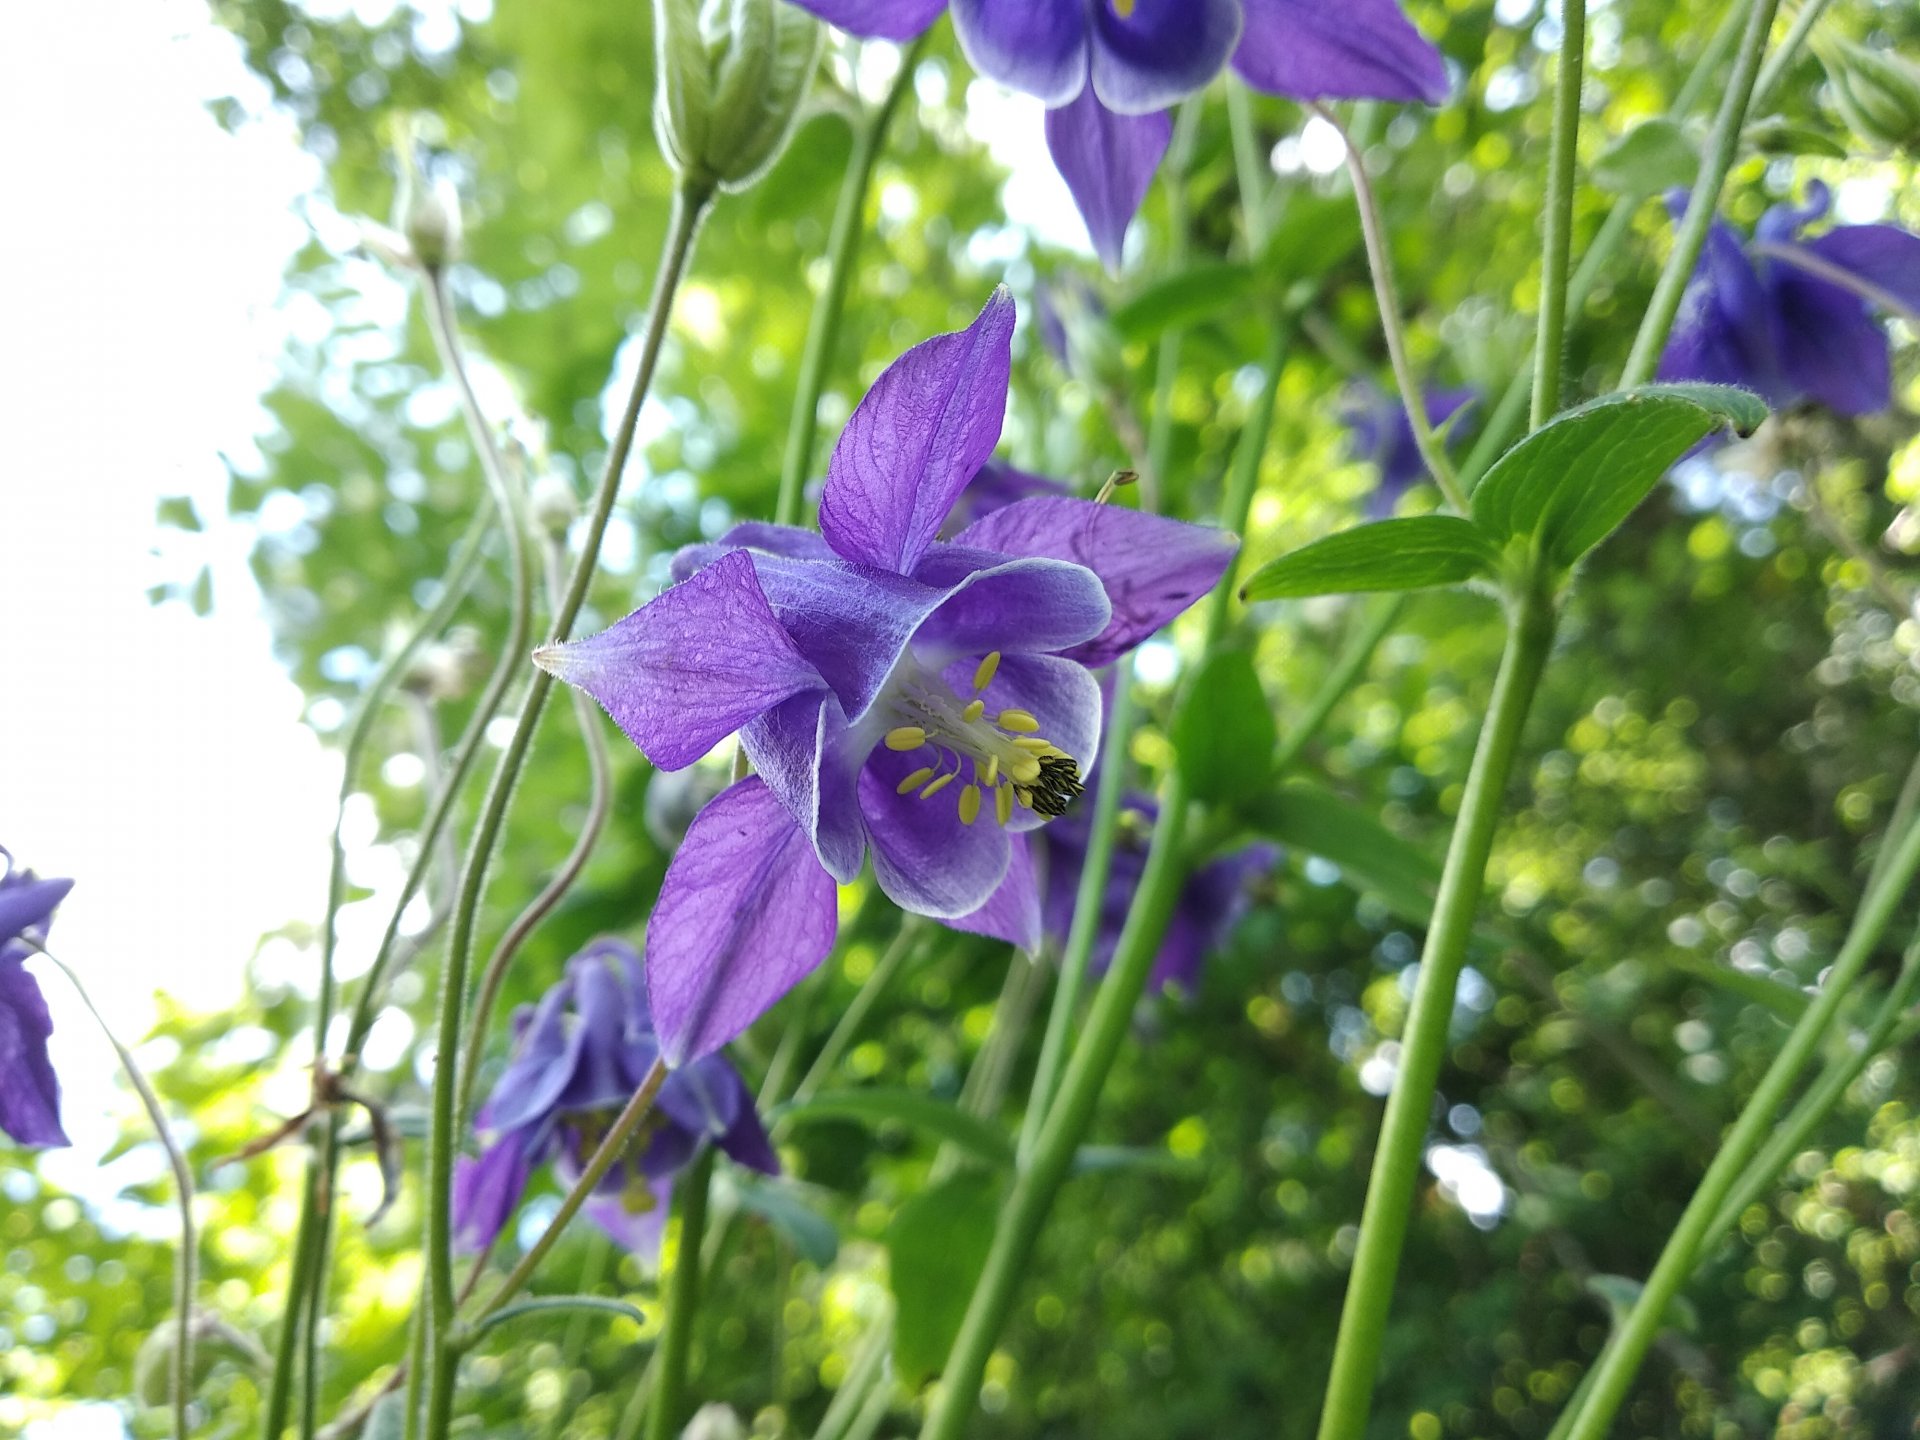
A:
1016;788;1034;809
920;772;957;799
1010;758;1042;785
958;784;982;826
1012;736;1053;752
997;708;1040;733
961;698;986;724
1112;0;1135;16
896;766;936;795
885;726;927;751
983;754;1000;787
994;783;1013;826
972;651;1002;692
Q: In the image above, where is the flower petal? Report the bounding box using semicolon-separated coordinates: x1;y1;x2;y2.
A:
741;691;869;883
860;745;1012;917
646;776;840;1065
1804;224;1920;315
937;650;1104;835
950;0;1089;107
582;1178;672;1258
1090;0;1241;114
1232;0;1448;104
452;1132;535;1253
908;549;1113;660
480;981;586;1133
1770;264;1891;416
668;522;836;583
820;289;1016;574
0;875;71;950
552;952;646;1113
953;497;1235;667
786;0;948;42
1657;216;1787;405
1044;90;1171;273
534;550;826;770
0;955;67;1147
946;833;1044;951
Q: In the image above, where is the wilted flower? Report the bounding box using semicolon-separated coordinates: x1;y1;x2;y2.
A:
1340;383;1478;517
537;290;1235;1061
792;0;1445;268
1;848;74;1148
454;939;776;1256
1658;181;1920;416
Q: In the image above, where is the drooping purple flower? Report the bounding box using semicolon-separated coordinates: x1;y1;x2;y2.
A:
1339;383;1478;517
453;938;776;1257
790;1;1446;269
1658;182;1920;416
537;290;1236;1062
0;849;74;1149
941;459;1073;535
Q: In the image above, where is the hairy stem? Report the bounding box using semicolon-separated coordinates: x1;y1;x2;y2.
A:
1532;0;1588;429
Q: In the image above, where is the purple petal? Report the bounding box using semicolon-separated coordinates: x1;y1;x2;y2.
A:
1756;180;1832;245
582;1178;672;1258
1090;0;1241;114
646;776;840;1065
480;979;586;1133
741;692;869;883
534;550;826;770
950;0;1089;107
819;289;1016;574
668;522;837;583
785;0;948;41
551;952;644;1113
1804;225;1920;315
908;550;1113;659
0;955;67;1147
1770;264;1891;416
942;459;1074;535
1657;217;1787;405
1044;91;1171;273
666;1058;783;1174
1232;0;1448;104
940;650;1104;835
1154;841;1279;992
452;1133;535;1253
0;875;71;950
860;745;1013;917
946;833;1044;951
953;497;1236;667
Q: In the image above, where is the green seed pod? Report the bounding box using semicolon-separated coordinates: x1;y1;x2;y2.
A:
1818;37;1920;154
653;0;824;194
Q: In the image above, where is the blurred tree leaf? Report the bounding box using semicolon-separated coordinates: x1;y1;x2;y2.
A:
776;1089;1014;1170
1242;781;1440;924
1593;119;1700;196
1172;649;1276;804
887;1172;1003;1386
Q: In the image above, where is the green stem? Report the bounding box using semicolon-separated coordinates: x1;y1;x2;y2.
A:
775;38;923;528
1620;0;1784;388
264;1164;324;1440
646;1149;716;1440
1018;680;1136;1164
468;1296;646;1341
1531;0;1587;429
1145;98;1205;487
1226;84;1273;254
1557;809;1920;1440
421;180;712;1440
1751;0;1837;110
1315;577;1559;1440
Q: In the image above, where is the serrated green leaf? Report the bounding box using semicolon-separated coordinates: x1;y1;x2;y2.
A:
1110;262;1258;345
1242;781;1441;924
775;1088;1014;1170
1470;385;1767;566
887;1173;1002;1386
1593;119;1700;196
1240;517;1500;602
1171;650;1276;804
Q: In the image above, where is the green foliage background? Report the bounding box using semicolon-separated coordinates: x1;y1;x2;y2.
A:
8;0;1920;1436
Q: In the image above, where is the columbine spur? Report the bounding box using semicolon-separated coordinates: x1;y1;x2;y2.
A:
0;847;74;1148
536;289;1236;1061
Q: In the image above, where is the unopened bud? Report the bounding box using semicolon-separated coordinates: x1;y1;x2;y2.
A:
397;172;463;270
404;625;489;702
653;0;824;194
1818;37;1920;154
679;1404;747;1440
529;473;580;537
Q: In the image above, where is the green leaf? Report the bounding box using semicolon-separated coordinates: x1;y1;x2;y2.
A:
1592;119;1700;196
156;495;203;532
725;1175;840;1266
1585;1274;1700;1336
1072;1145;1205;1179
775;1088;1015;1170
1242;781;1441;924
1743;115;1852;160
1469;385;1768;566
1239;517;1500;601
887;1173;1002;1386
1171;649;1276;804
1110;262;1258;345
1665;951;1809;1023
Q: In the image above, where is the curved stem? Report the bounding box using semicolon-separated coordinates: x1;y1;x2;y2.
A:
1620;0;1784;388
1558;807;1920;1440
1751;0;1837;110
39;948;197;1440
468;1295;647;1341
1532;0;1587;429
1315;578;1559;1440
775;38;923;528
422;181;712;1440
645;1149;716;1440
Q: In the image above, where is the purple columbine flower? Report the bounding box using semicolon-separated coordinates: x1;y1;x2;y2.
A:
1339;383;1478;517
1658;181;1920;416
792;1;1446;269
454;938;777;1257
0;848;74;1149
536;290;1236;1062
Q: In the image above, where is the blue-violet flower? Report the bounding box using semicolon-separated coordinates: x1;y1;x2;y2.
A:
1339;382;1477;517
0;848;74;1148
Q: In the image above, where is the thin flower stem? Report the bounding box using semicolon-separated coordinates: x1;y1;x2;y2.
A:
1556;803;1920;1440
422;180;713;1440
265;1174;324;1440
1226;83;1273;254
645;1148;716;1440
775;38;924;528
1532;0;1587;429
1314;576;1559;1440
1312;104;1468;515
1146;98;1205;487
1620;0;1784;388
39;948;197;1440
1017;679;1136;1165
1271;596;1404;776
789;919;925;1105
1751;0;1836;110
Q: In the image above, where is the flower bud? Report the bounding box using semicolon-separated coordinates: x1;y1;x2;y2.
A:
393;147;463;271
529;473;580;537
1818;37;1920;154
680;1404;747;1440
653;0;824;194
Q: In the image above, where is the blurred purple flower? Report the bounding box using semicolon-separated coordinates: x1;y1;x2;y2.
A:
0;849;74;1149
941;459;1073;535
537;291;1234;1062
1340;383;1477;516
792;1;1445;269
453;938;776;1258
1658;181;1920;416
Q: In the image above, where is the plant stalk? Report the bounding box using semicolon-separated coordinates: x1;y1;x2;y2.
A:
645;1149;716;1440
1532;0;1587;429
